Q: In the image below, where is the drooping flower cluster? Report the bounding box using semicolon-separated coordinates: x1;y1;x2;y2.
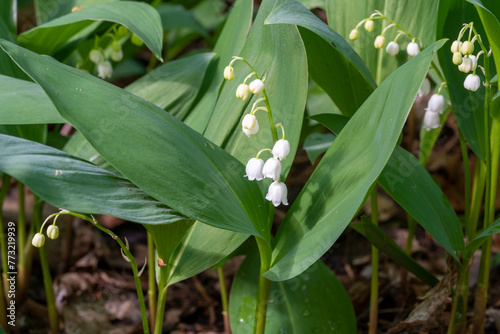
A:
450;22;485;92
224;56;289;207
423;89;446;131
349;10;421;58
32;212;64;248
88;26;130;80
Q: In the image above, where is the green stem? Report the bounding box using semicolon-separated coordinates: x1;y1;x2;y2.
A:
154;267;169;334
0;276;5;330
218;266;231;334
448;268;466;334
0;174;11;277
147;232;156;333
369;187;379;334
254;237;272;334
458;130;471;233
468;159;486;239
17;182;26;267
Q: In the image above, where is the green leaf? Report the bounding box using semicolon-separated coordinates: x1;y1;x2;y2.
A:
205;0;308;180
326;0;438;83
0;16;28;79
0;134;185;225
183;0;253;133
18;1;164;60
157;3;208;38
125;52;215;121
0;75;64;124
437;0;487;159
264;40;446;281
229;249;357;333
0;40;270;241
312;113;465;261
302;132;335;165
464;217;500;259
352;218;439;287
265;0;375;117
34;0;118;24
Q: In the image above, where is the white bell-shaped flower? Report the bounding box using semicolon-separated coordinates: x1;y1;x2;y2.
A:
97;61;113;80
272;139;290;160
224;66;234;80
464;74;480;91
418;78;431;97
89;49;104;65
262;157;282;181
374;35;385;49
386;41;399;56
236;84;250;100
242;114;259;137
458;56;472;73
469;55;477;71
407;42;420;56
47;225;60;240
245;158;264;181
427;94;445;114
111;49;123;62
32;232;45;248
249;79;265;94
266;181;288;207
423;110;441;131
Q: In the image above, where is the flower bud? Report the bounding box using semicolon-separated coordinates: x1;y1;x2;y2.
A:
386;41;399;56
452;52;463;65
458;56;472;73
236;84;250;100
131;33;143;46
427;94;445;114
245;158;264;181
364;19;374;32
349;29;359;41
374;35;385;49
418;78;431;97
262;157;282;181
97;61;113;79
265;181;288;207
423;110;441;131
89;49;104;65
111;49;123;62
112;41;121;52
460;41;474;55
272;139;290;160
469;55;477;71
224;66;235;80
464;74;480;91
407;42;420;56
450;40;461;53
249;79;265;95
32;233;45;248
47;225;60;240
242;114;259;136
117;26;129;38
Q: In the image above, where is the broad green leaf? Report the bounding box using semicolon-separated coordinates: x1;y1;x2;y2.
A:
437;0;487;159
352;218;439;287
467;0;500;73
0;124;47;144
157;3;208;38
266;0;375;117
302;132;335;165
0;0;15;35
0;40;270;242
306;82;340;120
18;1;164;60
229;249;357;333
34;0;118;24
0;134;185;225
184;0;253;133
0;16;28;79
464;217;500;259
126;52;215;121
312;112;464;260
327;0;438;84
0;75;64;124
297;0;324;9
205;0;308;181
419;107;452;166
265;40;446;281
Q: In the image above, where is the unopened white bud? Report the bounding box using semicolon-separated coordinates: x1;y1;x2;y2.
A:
47;225;60;240
236;84;250;100
111;49;123;62
249;79;265;95
464;74;480;91
224;66;235;80
374;35;385;49
460;41;474;55
452;52;463;65
364;19;374;32
450;40;460;53
386;41;399;56
242;114;259;136
89;49;104;64
469;55;477;71
407;42;420;56
32;233;45;248
349;29;359;41
418;78;431;97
